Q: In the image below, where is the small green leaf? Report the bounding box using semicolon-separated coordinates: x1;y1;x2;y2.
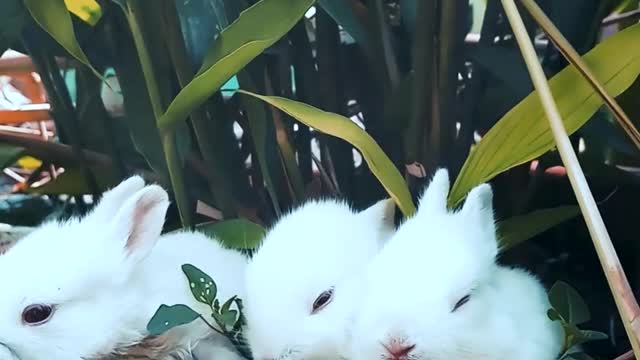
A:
449;23;640;206
23;0;103;79
219;309;238;329
238;91;416;217
146;304;200;336
221;296;237;314
548;281;590;325
195;219;266;250
497;206;580;250
158;0;315;129
182;264;217;305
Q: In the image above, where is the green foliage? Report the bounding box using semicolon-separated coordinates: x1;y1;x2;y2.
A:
548;281;608;359
196;219;265;250
147;264;248;357
158;0;315;130
449;23;640;206
4;1;637;357
497;206;580;250
238;90;416;216
147;304;200;336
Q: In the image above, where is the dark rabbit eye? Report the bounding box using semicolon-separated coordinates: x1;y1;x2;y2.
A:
311;288;334;314
452;294;470;312
22;304;54;325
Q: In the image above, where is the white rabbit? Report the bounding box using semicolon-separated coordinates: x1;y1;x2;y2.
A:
349;169;564;360
243;198;396;360
0;176;247;360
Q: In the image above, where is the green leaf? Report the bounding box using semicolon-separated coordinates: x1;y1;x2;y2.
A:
318;0;371;51
64;0;102;26
449;23;640;206
158;0;315;130
548;281;590;325
220;295;237;314
146;304;200;336
28;167;119;195
238;91;416;217
195;219;266;250
497;206;580;250
23;0;102;79
0;144;25;169
182;264;217;305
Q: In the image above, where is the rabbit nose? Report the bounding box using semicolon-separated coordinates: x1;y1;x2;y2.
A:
383;342;416;360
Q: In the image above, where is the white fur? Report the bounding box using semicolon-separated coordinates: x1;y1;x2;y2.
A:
244;198;396;360
0;176;247;360
349;169;564;360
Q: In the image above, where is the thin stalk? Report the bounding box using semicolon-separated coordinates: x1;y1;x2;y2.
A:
520;0;640;150
23;39;98;209
124;0;193;227
501;0;640;355
162;0;238;218
406;0;437;172
371;0;400;92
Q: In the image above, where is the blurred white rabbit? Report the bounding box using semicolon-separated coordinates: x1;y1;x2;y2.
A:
349;169;564;360
0;176;247;360
243;198;396;360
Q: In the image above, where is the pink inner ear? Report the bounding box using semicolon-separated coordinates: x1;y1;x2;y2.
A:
124;196;164;254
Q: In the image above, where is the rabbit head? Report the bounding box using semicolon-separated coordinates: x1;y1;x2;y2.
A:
350;169;509;360
244;198;396;360
0;176;170;360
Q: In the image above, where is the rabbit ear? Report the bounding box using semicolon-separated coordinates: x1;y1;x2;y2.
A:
417;169;450;215
461;183;494;223
359;198;396;231
110;185;169;265
89;176;146;221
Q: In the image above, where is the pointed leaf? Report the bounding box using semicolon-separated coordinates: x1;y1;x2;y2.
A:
238;91;416;217
146;304;200;336
158;0;315;129
449;23;640;206
195;219;266;250
64;0;102;26
497;206;580;250
318;0;371;50
549;281;590;325
23;0;102;78
182;264;217;305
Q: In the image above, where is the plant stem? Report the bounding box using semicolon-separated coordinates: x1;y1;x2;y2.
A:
520;0;640;150
406;0;436;173
162;0;238;219
501;0;640;356
124;0;193;227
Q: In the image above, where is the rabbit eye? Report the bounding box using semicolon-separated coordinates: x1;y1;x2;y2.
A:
311;288;334;314
22;304;54;326
452;294;470;312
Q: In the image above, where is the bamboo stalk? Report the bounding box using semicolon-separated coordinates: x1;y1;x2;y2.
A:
520;0;640;150
500;0;640;356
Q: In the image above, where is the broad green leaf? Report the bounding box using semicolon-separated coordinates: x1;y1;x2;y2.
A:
146;304;200;336
239;91;416;216
64;0;102;26
196;219;266;250
0;144;25;169
449;23;640;206
497;206;580;250
23;0;102;78
28;167;119;195
318;0;371;51
548;281;590;325
182;264;217;305
158;0;315;129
